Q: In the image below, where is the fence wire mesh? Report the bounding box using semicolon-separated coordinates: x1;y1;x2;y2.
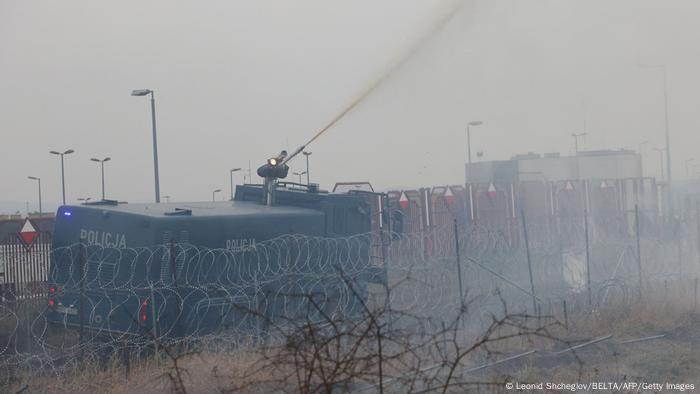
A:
0;212;698;390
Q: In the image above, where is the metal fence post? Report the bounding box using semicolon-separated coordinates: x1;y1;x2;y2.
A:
149;283;159;359
678;221;683;280
635;205;643;299
697;202;700;269
78;240;85;360
520;209;537;313
584;208;592;308
453;219;464;311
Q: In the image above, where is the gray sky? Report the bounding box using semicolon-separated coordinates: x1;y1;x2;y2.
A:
2;0;699;212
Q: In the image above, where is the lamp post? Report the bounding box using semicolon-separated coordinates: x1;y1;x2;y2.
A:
686;158;694;179
638;140;648;153
49;149;75;205
212;189;222;202
230;168;242;200
638;64;671;183
27;176;42;216
639;64;672;217
302;151;312;184
653;147;665;181
466;121;483;183
293;171;307;184
90;157;111;200
571;132;587;154
131;89;160;203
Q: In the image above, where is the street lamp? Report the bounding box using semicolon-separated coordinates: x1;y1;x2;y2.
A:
49;149;75;205
90;157;111;200
27;176;42;216
466;121;483;165
685;158;694;178
653;147;665;181
638;140;648;153
293;171;307;184
131;89;160;203
571;132;587;154
638;64;671;183
212;189;222;202
230;168;242;200
639;64;672;216
302;151;312;184
465;121;483;185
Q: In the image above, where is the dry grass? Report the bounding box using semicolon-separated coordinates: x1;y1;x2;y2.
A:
9;350;272;394
506;284;700;387
7;283;700;393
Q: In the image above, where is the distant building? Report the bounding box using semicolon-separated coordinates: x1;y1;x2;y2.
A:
465;149;642;184
0;215;22;221
460;149;661;227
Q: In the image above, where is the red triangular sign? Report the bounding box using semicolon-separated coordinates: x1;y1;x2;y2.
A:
399;192;409;209
487;183;497;198
19;218;39;248
444;187;455;205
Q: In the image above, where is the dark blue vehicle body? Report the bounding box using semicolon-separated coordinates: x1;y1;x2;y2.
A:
46;184;385;338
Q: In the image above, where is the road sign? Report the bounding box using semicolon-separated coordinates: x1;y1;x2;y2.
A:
399;192;409;209
444;187;455;205
487;183;497;198
18;218;39;250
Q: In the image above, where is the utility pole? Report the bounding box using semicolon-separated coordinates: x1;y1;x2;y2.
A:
639;64;673;216
302;151;312;184
90;157;111;200
293;171;307;184
49;149;75;205
653;147;665;181
465;121;483;185
131;89;161;203
27;177;42;216
571;132;587;154
230;168;241;200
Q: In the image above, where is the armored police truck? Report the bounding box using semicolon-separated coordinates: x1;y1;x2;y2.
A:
46;183;386;338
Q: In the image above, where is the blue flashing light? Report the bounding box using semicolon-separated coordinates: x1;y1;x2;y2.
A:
63;211;72;217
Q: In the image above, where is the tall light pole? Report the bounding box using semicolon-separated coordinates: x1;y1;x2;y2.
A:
302;151;312;184
49;149;74;205
293;171;307;184
639;64;672;216
131;89;160;203
466;121;483;183
638;64;671;182
27;176;42;216
230;168;242;200
212;189;222;202
686;158;694;179
638;140;648;153
571;132;587;154
90;157;111;200
653;147;665;181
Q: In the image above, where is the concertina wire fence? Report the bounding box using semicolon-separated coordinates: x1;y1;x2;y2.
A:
0;212;698;384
